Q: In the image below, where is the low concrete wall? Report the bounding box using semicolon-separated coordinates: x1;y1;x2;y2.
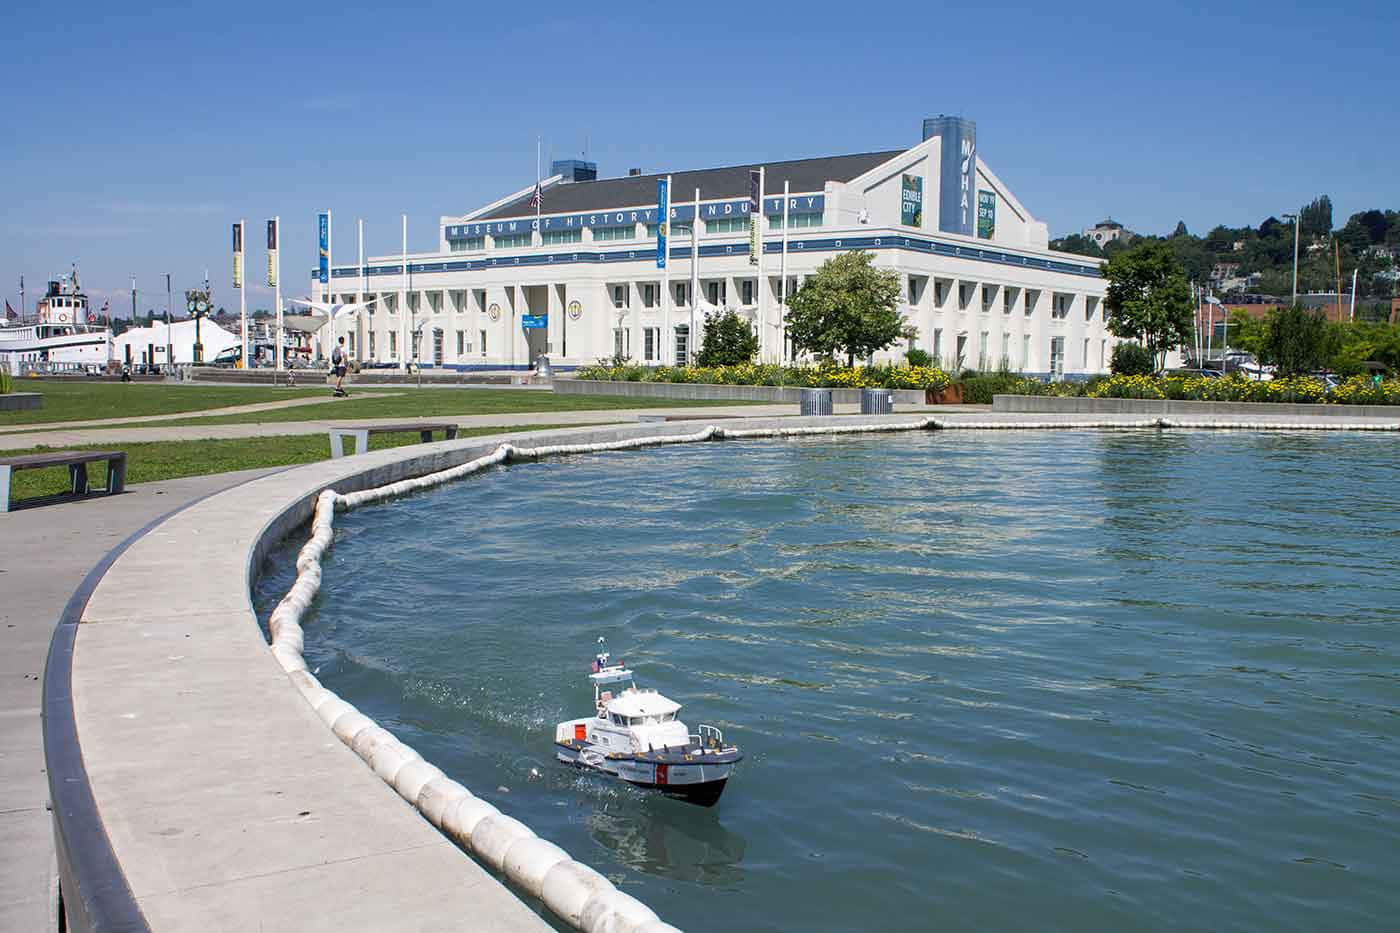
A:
0;391;42;411
993;394;1400;419
554;378;926;406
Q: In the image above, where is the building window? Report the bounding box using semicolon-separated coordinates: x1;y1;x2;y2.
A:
642;283;656;308
933;328;942;361
613;327;630;359
707;216;751;235
456;330;465;355
612;285;628;309
541;229;582;246
982;285;995;311
448;237;485;252
433;329;444;364
768;212;821;230
1052;294;1072;319
1003;289;1014;314
1001;332;1010;367
1100;339;1107;370
369;331;376;356
1050;336;1065;378
643;327;659;362
480;330;487;356
593;225;635;242
647;223;692;238
908;275;919;304
389;331;397;358
675;325;689;366
347;332;355;354
493;232;531;249
979;330;989;369
1022;333;1031;370
707;281;726;306
674;282;688;307
1025;290;1038;316
741;280;755;306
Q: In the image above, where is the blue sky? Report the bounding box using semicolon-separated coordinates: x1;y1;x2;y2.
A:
4;0;1396;317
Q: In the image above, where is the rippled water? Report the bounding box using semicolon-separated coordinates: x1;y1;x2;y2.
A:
253;431;1400;932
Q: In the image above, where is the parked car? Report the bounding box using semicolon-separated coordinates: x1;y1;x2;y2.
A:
1164;368;1224;379
209;346;242;368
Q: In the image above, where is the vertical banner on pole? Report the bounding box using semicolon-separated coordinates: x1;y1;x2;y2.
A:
266;220;279;286
748;170;761;266
232;222;244;288
656;178;669;269
318;212;330;285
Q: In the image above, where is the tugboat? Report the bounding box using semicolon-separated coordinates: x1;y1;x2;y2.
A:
0;268;112;373
555;640;742;807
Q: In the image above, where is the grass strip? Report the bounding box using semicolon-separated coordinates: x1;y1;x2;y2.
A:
1;423;601;502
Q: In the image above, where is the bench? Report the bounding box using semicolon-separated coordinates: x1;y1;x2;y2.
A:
327;422;460;458
0;449;128;512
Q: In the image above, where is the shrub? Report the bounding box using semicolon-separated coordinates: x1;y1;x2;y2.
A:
906;348;933;368
1110;342;1155;376
0;364;11;395
695;310;758;366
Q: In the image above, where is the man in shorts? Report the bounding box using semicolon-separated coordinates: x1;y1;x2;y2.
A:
331;336;348;397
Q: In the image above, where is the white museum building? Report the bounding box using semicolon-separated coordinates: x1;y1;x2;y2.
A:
309;116;1114;377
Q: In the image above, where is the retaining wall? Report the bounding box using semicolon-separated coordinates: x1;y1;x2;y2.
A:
554;378;927;406
993;393;1400;419
0;391;42;411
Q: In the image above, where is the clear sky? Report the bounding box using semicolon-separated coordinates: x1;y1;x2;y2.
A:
4;0;1396;317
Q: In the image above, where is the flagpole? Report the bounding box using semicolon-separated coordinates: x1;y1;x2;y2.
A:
690;187;699;365
239;219;248;369
400;213;408;373
358;218;365;363
662;174;672;365
780;179;790;362
274;217;283;374
756;166;766;362
166;273;173;369
327;211;334;365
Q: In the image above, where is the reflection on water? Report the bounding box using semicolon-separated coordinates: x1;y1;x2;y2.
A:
254;431;1400;933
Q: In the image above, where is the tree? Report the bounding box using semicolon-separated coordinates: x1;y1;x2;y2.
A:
695;309;758;366
1260;306;1335;375
1173;220;1189;237
1102;240;1194;366
1299;195;1333;240
1050;234;1104;258
785;250;906;366
1226;311;1269;358
1110;342;1154;375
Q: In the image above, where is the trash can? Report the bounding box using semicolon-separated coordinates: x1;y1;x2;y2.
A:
800;388;833;416
860;388;894;414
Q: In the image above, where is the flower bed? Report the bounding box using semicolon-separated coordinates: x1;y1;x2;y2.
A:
1085;373;1399;405
575;362;952;392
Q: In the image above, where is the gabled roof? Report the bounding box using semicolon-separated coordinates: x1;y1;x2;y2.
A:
478;150;904;221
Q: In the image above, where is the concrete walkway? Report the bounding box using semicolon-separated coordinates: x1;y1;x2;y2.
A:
0;467;285;932
0;392;406;436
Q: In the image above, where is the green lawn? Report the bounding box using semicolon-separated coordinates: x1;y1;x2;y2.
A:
1;423;594;503
83;387;765;428
0;379;375;427
0;381;761;433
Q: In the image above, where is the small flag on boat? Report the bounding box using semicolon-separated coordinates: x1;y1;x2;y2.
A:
4;300;15;320
528;183;543;210
591;659;601;673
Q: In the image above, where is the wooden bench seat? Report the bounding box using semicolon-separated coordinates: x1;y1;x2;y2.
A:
0;449;127;511
327;423;460;458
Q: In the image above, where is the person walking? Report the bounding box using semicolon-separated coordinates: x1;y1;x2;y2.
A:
331;336;349;397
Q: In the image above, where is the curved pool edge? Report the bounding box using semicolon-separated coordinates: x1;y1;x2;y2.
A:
62;411;1400;931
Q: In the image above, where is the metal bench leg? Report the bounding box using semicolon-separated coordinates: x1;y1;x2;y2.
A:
354;430;369;456
108;457;126;495
70;463;90;496
0;465;10;513
420;429;433;444
329;431;346;458
445;426;458;440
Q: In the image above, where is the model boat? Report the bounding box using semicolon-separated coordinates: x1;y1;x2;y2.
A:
555;640;742;807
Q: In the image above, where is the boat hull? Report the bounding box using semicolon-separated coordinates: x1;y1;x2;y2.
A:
556;741;739;807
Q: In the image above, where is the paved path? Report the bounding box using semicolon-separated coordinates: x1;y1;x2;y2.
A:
0;467;284;932
0;403;970;447
0;392;405;436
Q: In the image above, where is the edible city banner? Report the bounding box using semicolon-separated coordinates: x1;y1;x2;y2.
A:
266;219;279;287
656;178;668;269
232;222;244;289
318;212;330;284
901;174;923;227
977;190;996;239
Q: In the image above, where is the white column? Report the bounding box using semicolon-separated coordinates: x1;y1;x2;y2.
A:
358;218;365;361
327;210;334;360
274;216;282;372
780;180;789;362
756;166;766;361
661;174;672;365
400;214;408;371
690;187;700;365
238;219;248;368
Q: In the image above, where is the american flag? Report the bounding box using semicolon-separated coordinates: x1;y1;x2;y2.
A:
528;183;543;210
4;300;16;320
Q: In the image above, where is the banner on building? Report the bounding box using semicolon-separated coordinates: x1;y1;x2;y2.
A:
266;219;279;287
232;222;244;289
748;169;761;265
901;174;923;227
656;178;669;269
977;190;996;239
318;212;330;284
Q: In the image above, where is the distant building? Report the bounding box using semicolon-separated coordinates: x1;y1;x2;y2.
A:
1082;219;1129;247
112;318;239;367
1210;261;1241;283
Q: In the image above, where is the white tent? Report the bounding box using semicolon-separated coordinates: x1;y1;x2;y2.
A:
113;318;239;366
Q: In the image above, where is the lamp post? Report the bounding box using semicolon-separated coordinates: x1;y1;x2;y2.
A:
1205;294;1222;368
1282;211;1300;306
